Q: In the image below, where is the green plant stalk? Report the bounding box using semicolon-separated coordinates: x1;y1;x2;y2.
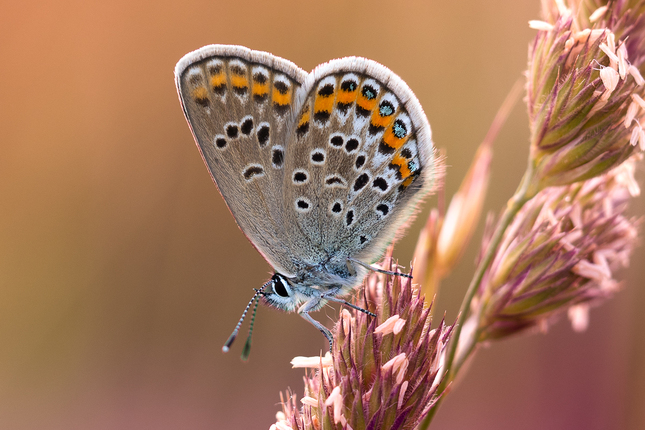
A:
419;164;538;429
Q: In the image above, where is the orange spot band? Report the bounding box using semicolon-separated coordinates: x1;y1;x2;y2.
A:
272;88;291;106
210;74;226;88
192;86;208;100
383;126;409;149
401;176;414;188
356;96;377;112
314;93;335;113
231;75;248;89
391;154;411;179
298;107;310;126
370;110;395;128
337;89;357;104
252;82;268;95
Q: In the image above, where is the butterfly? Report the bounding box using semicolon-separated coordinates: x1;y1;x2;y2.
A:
174;45;438;358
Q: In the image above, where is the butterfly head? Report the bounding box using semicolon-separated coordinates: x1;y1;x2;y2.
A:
221;272;316;359
260;273;303;313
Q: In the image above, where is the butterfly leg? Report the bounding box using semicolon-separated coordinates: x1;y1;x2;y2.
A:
325;295;376;317
346;259;357;276
299;310;333;352
347;257;413;279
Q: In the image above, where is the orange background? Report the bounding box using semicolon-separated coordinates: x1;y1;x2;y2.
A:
2;0;644;429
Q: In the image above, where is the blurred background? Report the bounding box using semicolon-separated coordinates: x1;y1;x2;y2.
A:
2;0;644;429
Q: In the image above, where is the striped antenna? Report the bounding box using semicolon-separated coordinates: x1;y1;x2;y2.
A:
241;290;262;361
222;282;269;354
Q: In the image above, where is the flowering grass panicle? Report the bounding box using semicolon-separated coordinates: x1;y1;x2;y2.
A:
273;264;453;430
525;1;645;193
471;156;640;340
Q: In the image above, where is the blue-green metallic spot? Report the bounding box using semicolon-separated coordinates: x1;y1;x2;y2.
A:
393;121;407;138
379;104;394;116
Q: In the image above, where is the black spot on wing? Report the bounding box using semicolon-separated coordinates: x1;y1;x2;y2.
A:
226;125;238;139
241;118;253;135
353;173;369;192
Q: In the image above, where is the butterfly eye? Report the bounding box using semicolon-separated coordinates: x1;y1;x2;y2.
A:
272;274;291;298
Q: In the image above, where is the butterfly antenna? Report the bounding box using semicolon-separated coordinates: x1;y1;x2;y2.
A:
241;290;262;361
222;282;269;353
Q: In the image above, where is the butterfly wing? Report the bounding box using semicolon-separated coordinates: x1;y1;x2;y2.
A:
281;58;438;269
175;45;307;276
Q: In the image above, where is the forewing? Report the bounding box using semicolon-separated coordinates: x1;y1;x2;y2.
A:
175;45;307;275
281;57;437;266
